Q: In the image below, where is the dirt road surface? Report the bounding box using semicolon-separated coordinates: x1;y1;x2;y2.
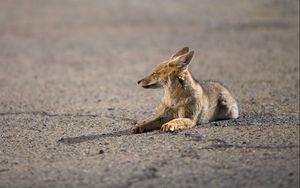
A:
0;0;299;187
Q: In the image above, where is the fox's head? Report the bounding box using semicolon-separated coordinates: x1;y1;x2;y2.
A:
137;47;194;89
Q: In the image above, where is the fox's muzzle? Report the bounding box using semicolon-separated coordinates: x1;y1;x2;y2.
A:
137;78;161;89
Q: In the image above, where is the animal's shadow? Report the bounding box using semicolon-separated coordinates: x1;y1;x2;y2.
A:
57;129;134;144
58;128;299;150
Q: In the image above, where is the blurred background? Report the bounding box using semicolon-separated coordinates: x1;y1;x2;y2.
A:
0;0;298;116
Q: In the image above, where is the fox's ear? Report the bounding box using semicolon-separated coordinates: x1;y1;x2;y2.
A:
171;47;189;59
175;51;194;68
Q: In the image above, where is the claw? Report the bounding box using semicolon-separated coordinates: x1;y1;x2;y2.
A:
132;125;145;134
161;122;177;132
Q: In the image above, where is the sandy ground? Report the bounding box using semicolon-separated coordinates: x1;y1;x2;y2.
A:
0;0;299;187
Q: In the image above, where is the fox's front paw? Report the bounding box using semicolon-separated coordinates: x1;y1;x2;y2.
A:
160;122;178;132
132;125;146;134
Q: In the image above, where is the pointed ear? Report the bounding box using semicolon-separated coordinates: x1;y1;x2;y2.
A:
171;47;189;59
175;51;194;68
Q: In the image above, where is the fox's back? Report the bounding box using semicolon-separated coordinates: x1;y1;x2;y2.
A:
199;80;228;99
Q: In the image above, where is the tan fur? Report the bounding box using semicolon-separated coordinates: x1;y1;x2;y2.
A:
133;47;239;133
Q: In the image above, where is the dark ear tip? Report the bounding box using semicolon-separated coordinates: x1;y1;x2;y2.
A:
183;47;189;51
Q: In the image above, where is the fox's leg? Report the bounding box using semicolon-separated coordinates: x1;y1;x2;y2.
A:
132;116;172;134
160;118;195;132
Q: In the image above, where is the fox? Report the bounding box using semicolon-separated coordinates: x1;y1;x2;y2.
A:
133;47;239;133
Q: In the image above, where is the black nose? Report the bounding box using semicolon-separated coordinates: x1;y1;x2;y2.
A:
137;79;142;84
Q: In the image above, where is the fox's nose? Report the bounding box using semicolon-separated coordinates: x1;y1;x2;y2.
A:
137;79;142;84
